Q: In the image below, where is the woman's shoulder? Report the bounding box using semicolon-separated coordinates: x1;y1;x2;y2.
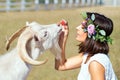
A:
91;53;109;59
89;54;118;80
89;53;110;68
84;53;109;62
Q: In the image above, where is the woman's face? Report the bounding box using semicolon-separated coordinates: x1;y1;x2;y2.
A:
76;21;87;42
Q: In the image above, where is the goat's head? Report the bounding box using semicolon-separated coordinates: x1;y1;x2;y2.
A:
5;21;63;66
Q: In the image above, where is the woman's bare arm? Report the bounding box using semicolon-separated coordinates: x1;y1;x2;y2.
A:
55;53;83;71
89;61;105;80
55;20;83;71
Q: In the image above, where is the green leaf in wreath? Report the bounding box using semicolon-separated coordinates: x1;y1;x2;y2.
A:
87;19;93;25
81;12;87;19
83;29;87;32
91;14;95;21
92;36;95;40
99;30;106;36
88;34;91;38
107;36;113;44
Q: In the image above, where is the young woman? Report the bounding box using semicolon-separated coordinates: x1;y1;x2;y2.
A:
55;12;118;80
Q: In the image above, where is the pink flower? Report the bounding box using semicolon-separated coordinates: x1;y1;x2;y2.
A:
87;24;95;35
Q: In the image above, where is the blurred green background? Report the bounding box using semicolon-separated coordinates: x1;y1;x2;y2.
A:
0;6;120;80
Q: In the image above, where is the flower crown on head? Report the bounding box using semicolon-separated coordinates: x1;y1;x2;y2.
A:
81;12;112;44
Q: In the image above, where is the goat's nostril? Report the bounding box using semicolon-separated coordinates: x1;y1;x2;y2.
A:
58;24;60;26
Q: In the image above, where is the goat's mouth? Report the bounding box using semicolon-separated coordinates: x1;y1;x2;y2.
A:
59;29;62;33
58;28;63;34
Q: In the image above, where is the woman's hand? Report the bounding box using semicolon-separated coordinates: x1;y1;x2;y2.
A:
60;19;69;37
58;19;69;49
55;20;83;71
55;19;69;67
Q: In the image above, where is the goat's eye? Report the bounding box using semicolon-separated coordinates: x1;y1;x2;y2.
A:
44;31;48;37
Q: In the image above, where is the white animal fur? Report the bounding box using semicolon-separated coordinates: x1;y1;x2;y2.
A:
0;22;63;80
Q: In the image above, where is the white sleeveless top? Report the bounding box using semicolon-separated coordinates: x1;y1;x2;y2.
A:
77;53;118;80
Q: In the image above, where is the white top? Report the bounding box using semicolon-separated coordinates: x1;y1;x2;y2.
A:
77;53;118;80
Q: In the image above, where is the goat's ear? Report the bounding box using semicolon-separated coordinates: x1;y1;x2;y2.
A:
33;35;40;42
6;26;27;50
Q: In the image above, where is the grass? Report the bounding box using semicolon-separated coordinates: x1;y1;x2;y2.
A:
0;6;120;80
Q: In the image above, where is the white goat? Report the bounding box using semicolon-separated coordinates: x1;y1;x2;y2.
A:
0;21;65;80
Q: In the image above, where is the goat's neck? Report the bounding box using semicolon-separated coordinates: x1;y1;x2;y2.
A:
0;48;31;80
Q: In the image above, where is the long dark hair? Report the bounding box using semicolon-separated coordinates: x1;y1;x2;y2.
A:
78;12;113;57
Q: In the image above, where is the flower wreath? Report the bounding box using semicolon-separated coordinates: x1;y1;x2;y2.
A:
81;12;112;44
